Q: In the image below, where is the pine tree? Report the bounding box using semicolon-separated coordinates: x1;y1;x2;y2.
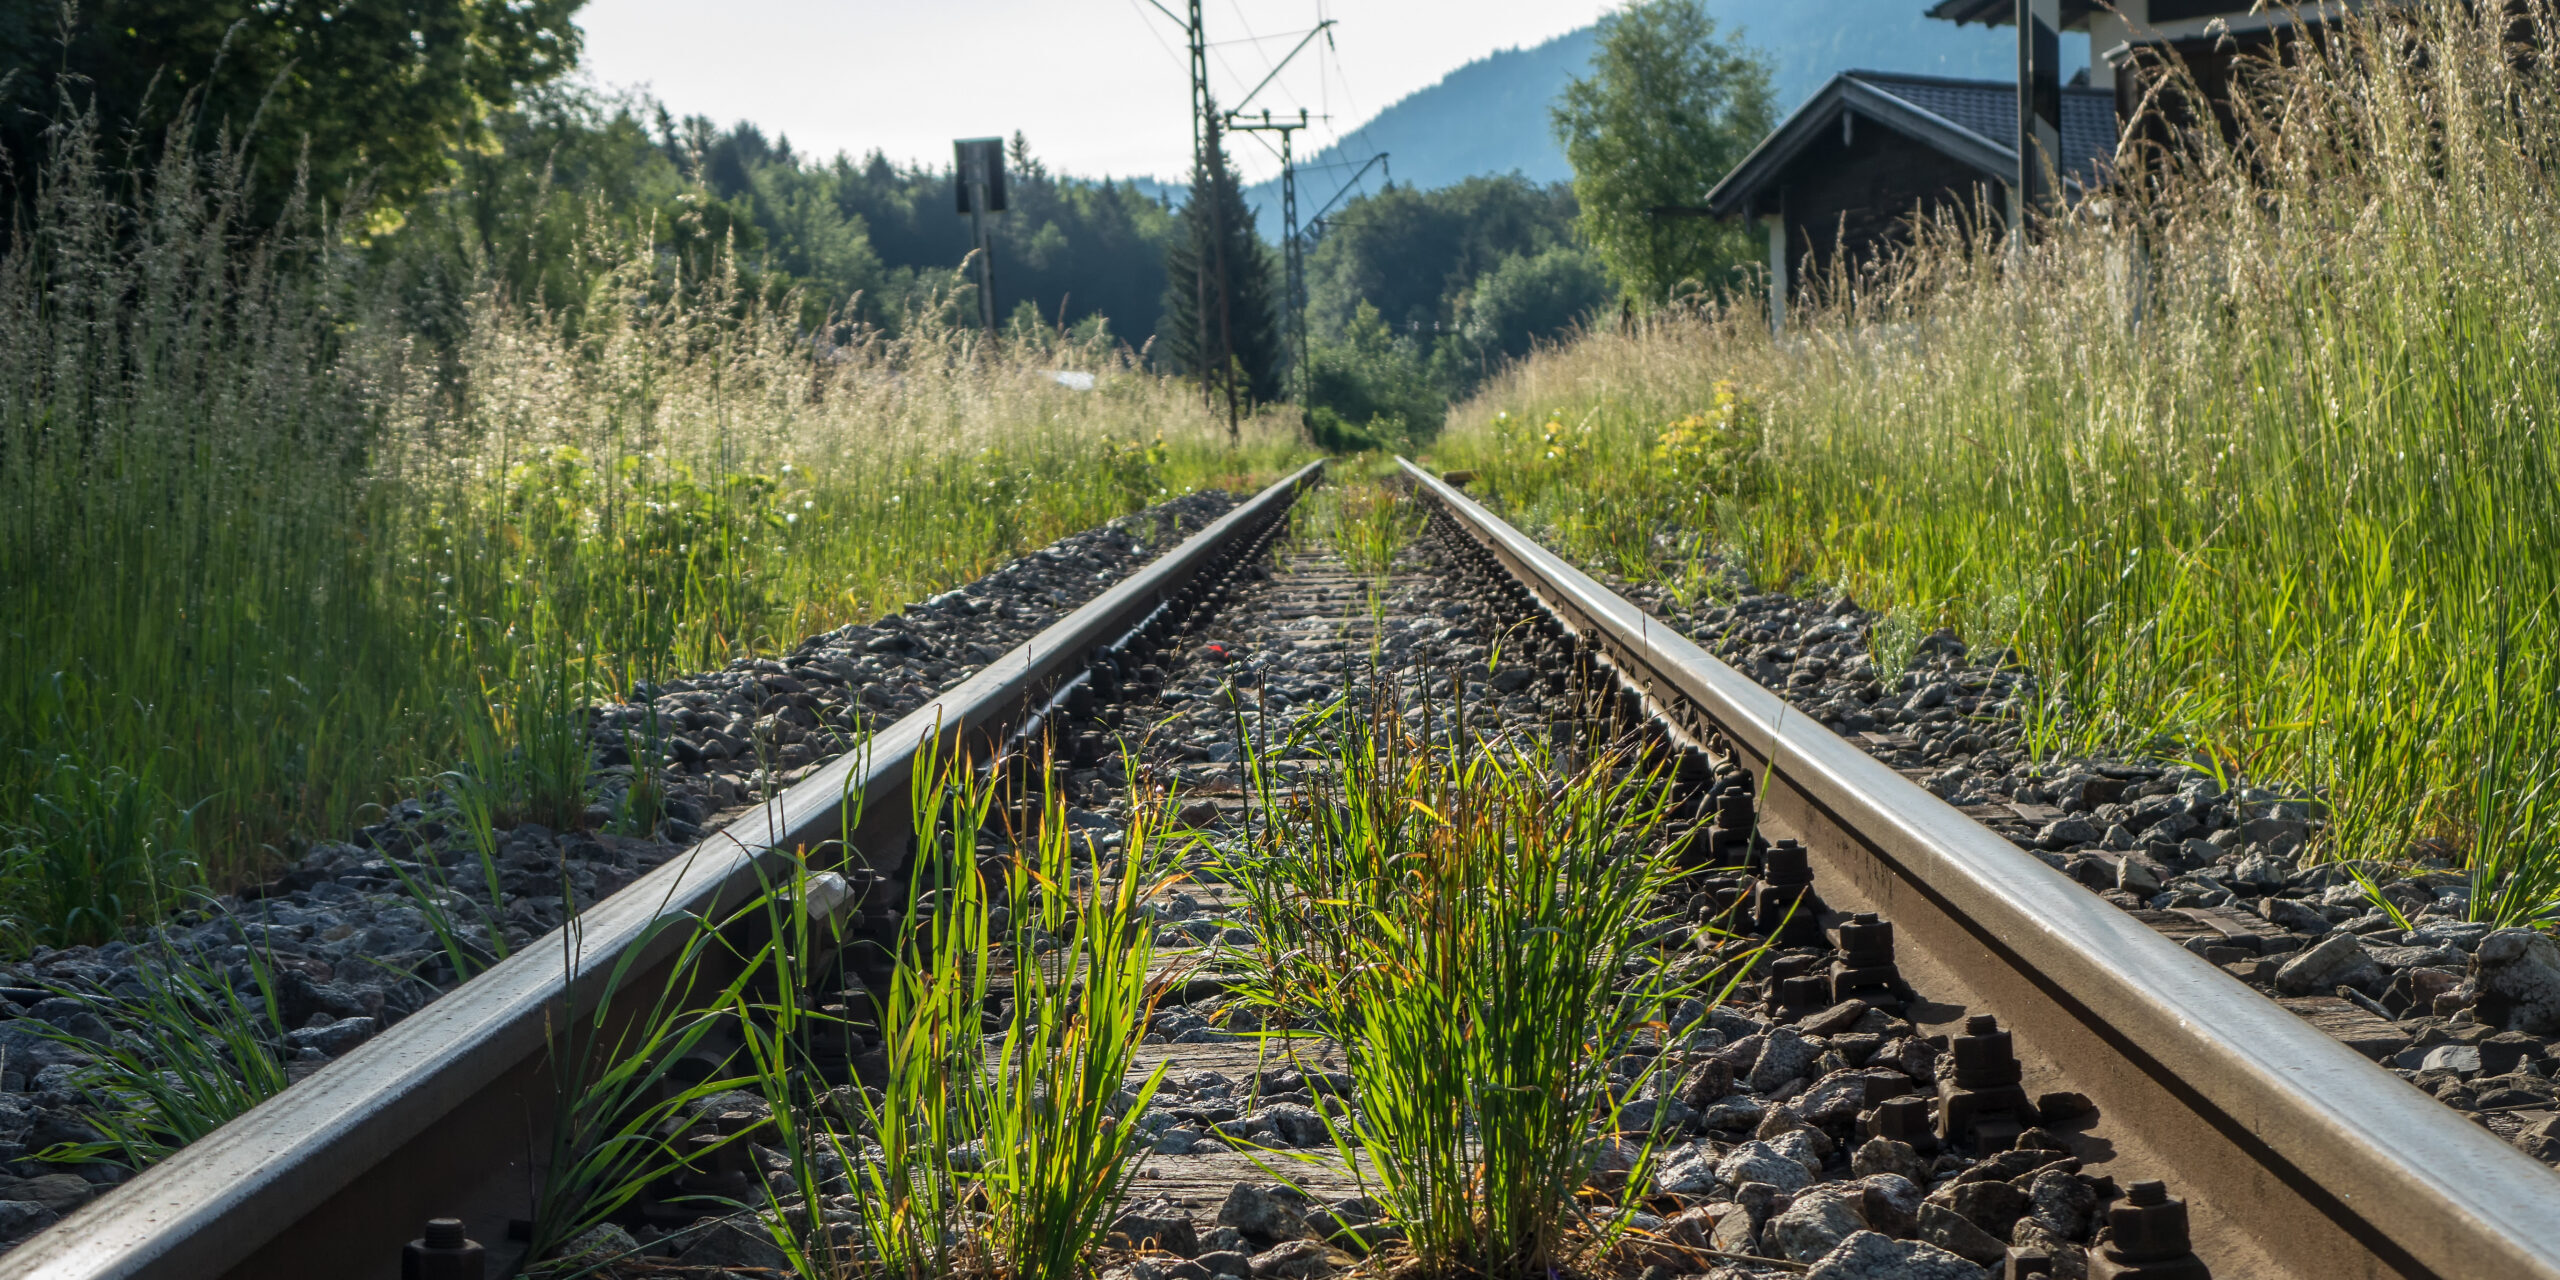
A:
1159;113;1286;431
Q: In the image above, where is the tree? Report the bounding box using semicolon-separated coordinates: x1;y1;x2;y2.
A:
0;0;583;220
1462;244;1613;359
1305;301;1442;451
1303;175;1582;340
1157;115;1284;417
1552;0;1774;306
1298;174;1601;403
378;86;704;324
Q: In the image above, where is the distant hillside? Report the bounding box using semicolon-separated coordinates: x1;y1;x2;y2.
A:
1246;1;2090;238
1279;28;1598;205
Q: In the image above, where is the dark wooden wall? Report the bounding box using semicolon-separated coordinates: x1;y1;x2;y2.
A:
1773;119;2002;290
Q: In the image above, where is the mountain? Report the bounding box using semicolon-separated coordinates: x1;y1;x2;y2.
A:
1277;28;1598;208
1245;1;2091;238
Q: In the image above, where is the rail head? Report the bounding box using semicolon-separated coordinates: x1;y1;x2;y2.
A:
5;459;1324;1280
1398;455;2560;1280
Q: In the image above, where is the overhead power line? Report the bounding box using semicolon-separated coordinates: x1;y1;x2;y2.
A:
1133;0;1354;435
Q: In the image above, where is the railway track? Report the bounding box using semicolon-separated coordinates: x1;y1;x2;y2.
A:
4;456;2554;1280
1393;460;2560;1280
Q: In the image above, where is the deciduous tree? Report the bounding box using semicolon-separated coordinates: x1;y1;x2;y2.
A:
1;0;583;219
1552;0;1774;306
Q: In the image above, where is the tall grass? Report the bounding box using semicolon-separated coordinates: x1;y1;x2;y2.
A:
1224;691;1713;1278
1437;0;2560;916
0;108;1308;936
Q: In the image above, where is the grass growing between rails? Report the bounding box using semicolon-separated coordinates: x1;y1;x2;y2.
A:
504;736;1181;1279
1222;687;1756;1279
750;742;1175;1280
0;111;1309;945
1286;468;1427;585
1435;0;2560;921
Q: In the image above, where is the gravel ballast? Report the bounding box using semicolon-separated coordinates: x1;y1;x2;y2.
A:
1579;549;2560;1168
972;524;2182;1280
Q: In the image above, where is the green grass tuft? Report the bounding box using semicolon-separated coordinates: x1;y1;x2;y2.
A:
1224;686;1740;1279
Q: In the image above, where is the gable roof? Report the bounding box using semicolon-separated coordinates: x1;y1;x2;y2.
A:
1925;0;2107;26
1703;70;2118;217
1925;0;2257;27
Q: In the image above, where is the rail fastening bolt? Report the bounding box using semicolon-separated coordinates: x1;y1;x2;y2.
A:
2089;1179;2212;1280
2004;1245;2055;1278
1831;911;1903;1003
1752;839;1824;945
1940;1013;2030;1152
1868;1093;1939;1156
402;1217;484;1280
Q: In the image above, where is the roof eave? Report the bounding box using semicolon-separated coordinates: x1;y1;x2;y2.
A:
1926;0;2109;30
1925;0;2008;24
1703;75;2018;218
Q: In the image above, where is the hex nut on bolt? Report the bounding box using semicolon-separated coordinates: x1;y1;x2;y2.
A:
1751;838;1826;946
1831;911;1904;1005
2089;1180;2211;1280
2005;1246;2055;1278
1868;1093;1940;1156
1939;1013;2031;1153
403;1217;484;1280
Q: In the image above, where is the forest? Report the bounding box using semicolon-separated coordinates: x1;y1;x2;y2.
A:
0;2;1705;448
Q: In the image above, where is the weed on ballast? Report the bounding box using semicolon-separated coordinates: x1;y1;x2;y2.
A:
394;626;609;982
1220;686;1755;1280
375;843;508;985
720;738;1174;1280
29;942;293;1172
1310;482;1425;583
971;760;1176;1280
518;856;767;1274
516;734;1179;1279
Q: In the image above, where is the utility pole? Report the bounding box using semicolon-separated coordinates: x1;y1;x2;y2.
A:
953;137;1008;333
1227;108;1310;412
2016;0;2062;227
1211;117;1240;445
1144;2;1333;444
1181;0;1239;442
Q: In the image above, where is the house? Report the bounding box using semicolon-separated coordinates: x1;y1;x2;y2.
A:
1925;2;2366;142
1704;3;2371;334
1700;71;2117;331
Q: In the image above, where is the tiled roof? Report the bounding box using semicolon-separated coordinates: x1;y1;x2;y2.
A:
1848;71;2118;184
1704;69;2123;215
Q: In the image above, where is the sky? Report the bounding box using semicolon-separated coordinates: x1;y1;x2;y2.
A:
571;1;1619;184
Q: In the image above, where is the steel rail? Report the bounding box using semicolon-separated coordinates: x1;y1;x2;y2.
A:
1398;456;2560;1280
3;460;1325;1280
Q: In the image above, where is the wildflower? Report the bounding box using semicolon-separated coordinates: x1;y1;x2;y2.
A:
1652;381;1761;489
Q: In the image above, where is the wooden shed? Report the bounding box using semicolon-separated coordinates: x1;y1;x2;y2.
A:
1701;70;2117;330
